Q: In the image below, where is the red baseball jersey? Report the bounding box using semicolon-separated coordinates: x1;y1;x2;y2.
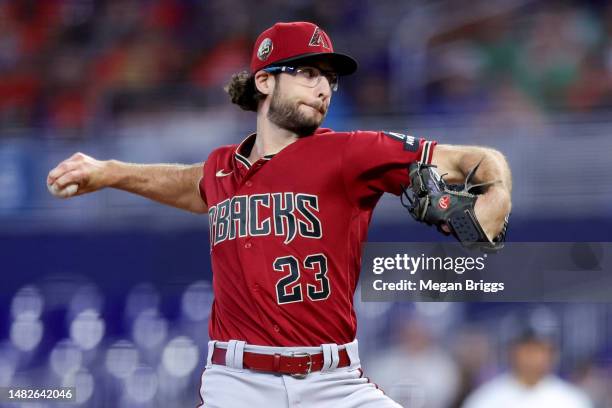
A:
199;128;436;346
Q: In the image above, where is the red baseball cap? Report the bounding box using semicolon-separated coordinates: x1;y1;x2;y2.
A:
250;22;358;75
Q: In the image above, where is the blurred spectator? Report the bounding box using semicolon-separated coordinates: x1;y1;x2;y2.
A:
449;326;497;408
572;359;612;408
462;327;593;408
367;317;460;408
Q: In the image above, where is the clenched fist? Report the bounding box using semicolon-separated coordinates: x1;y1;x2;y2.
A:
47;152;110;198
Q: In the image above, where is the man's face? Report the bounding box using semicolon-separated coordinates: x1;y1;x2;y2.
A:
266;63;334;137
511;340;555;385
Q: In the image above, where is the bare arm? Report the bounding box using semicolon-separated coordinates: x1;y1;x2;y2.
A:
47;152;208;214
431;144;512;240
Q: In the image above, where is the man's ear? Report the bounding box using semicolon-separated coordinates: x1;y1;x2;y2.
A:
254;71;274;95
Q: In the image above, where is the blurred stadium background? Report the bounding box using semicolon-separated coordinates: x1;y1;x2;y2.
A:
1;0;612;407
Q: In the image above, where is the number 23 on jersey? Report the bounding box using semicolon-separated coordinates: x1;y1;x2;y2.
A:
273;253;330;304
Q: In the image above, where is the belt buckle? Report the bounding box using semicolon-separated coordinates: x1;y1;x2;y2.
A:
289;352;312;379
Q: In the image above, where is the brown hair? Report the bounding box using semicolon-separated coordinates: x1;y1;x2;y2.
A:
224;71;266;112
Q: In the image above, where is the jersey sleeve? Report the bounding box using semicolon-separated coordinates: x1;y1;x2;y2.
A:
341;130;437;205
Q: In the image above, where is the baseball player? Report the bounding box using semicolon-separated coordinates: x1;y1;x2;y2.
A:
47;22;512;408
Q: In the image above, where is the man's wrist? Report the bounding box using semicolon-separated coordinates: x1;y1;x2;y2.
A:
103;159;124;188
486;184;511;209
475;184;511;240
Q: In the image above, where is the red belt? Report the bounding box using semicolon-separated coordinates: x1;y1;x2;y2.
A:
211;346;351;378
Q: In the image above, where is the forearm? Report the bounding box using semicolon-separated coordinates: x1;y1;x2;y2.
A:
432;144;512;239
436;145;512;193
106;161;207;213
458;147;512;194
461;148;512;239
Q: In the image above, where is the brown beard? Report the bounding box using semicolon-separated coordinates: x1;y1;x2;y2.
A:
267;83;325;137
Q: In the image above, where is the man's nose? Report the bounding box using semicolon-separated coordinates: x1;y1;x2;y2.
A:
316;80;332;101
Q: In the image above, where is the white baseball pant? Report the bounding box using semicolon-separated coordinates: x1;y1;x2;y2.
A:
197;339;402;408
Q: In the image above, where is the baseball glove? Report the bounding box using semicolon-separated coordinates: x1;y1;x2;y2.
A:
401;160;508;251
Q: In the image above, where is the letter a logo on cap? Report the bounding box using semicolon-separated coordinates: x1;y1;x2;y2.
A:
308;27;330;49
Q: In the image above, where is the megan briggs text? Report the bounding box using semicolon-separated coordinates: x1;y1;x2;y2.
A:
373;279;505;293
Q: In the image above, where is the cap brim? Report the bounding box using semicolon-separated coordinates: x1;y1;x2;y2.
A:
269;52;358;76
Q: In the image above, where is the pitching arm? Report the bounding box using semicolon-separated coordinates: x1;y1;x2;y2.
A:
47;152;208;214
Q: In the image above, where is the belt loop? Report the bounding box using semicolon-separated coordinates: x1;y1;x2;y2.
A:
226;340;246;371
345;339;361;369
206;340;217;368
321;343;340;373
234;340;245;369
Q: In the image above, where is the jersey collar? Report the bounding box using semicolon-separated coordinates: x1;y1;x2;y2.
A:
234;133;275;169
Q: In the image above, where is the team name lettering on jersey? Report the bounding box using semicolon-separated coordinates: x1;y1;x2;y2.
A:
208;193;322;246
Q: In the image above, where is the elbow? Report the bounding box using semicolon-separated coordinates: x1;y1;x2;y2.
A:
480;147;506;164
491;148;509;166
178;194;208;214
498;187;512;213
189;201;209;214
192;206;209;215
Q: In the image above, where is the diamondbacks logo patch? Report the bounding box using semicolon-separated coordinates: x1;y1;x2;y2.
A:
308;27;330;49
257;38;273;61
